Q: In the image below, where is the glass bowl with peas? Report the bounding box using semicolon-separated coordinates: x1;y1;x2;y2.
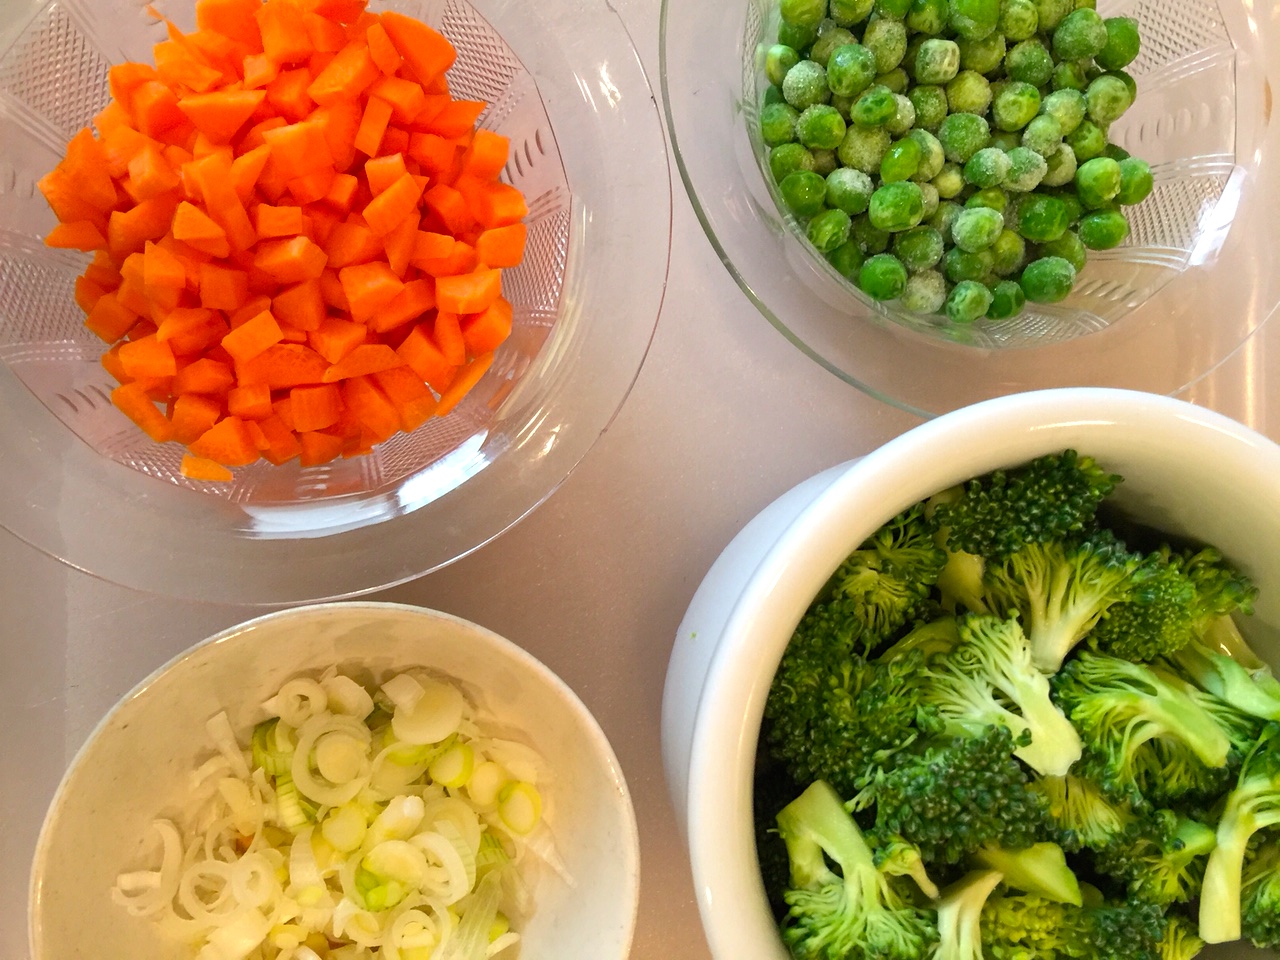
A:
661;0;1280;414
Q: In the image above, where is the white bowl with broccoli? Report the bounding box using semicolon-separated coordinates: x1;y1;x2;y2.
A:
662;387;1280;960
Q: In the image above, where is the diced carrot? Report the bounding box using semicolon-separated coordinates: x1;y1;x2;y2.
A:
196;0;265;49
338;261;402;324
94;100;132;138
422;183;471;235
256;413;302;464
368;277;433;333
171;394;224;444
173;356;235;394
75;275;109;314
133;80;191;139
120;333;178;378
381;126;411;157
143;240;187;290
304;11;347;52
460;296;512;355
436;267;501;315
254;203;304;238
287;167;335;205
460;129;509;180
307;0;368;23
320;342;403;381
425;99;486;139
368;75;425;125
417;239;476;277
364;152;408;195
236;342;329;387
108;194;181;260
306;204;341;245
410;230;454;267
173;200;231;257
239;115;287;150
474;222;526;268
298;429;344;466
361;171;423;236
467;180;528;228
365;21;401;74
256;0;312;65
181;454;234;481
318;267;349;310
178;90;266;142
193;153;257;252
379;11;455;88
433;351;492;417
86;291;140;343
125;140;181;201
45;221;106;251
271;278;326;330
242;52;279;88
229;145;272;203
324;219;381;267
228;382;273;419
432;310;465;366
396;321;455;393
261;120;333;180
382;214;417;278
290;382;343;430
406;131;455;179
372;365;437;430
340;374;399;442
320;173;360;215
108;62;158;108
157;306;230;354
308;314;366;363
153;39;224;93
307;40;379;106
199;261;250;309
221;308;283;362
188;415;260;465
310;99;361;171
254;235;328;283
272;395;296;430
229;293;273;327
113;381;174;441
99;125;153;180
266;68;315;122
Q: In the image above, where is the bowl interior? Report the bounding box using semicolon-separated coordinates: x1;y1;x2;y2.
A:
685;390;1280;960
29;602;640;960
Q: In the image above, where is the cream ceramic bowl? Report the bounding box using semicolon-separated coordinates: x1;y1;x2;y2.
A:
661;388;1280;960
30;602;639;960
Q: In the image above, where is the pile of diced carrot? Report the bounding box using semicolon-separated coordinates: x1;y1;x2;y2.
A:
39;0;528;481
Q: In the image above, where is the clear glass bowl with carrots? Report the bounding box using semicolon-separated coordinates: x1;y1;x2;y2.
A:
0;0;670;602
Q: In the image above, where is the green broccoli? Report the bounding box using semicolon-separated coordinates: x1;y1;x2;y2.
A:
934;870;1005;960
1240;828;1280;948
920;614;1082;776
871;832;942;900
981;892;1166;960
878;615;961;662
755;760;805;918
1092;810;1217;905
1171;627;1280;722
1031;773;1136;852
1052;652;1232;806
776;781;938;960
1129;735;1234;808
1158;914;1206;960
971;842;1082;904
1199;725;1280;943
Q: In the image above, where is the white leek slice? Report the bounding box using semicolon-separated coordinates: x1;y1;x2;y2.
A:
464;762;510;809
265;678;329;729
206;712;251;780
380;673;425;712
410;830;471;905
368;794;426;846
364;840;428;886
391;677;464;746
324;674;375;718
203;907;271;960
434;871;502;960
487;931;520;957
291;715;371;807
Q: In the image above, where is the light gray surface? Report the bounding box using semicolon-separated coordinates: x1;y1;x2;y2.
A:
1;0;1278;957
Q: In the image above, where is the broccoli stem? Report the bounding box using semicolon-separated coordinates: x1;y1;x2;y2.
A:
935;870;1005;960
1199;805;1252;943
972;842;1082;905
778;780;878;890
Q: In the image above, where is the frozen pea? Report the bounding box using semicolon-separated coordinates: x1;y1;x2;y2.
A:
1087;75;1134;125
851;215;892;253
1095;16;1141;71
1006;39;1054;87
1040;144;1078;187
808;208;854;251
908;85;950;132
929;200;964;241
993;82;1042;132
830;93;855;120
780;0;827;28
877;0;914;18
1019;255;1076;302
869;181;926;231
761;103;800;146
914;38;961;84
779;170;828;216
1017;193;1070;242
1052;61;1089;91
966;186;1008;212
852;85;899;126
1032;0;1073;31
878;68;911;95
1052;8;1108;61
1117;157;1154;206
886;94;918;135
1103;143;1131;163
1075;156;1122;208
991;130;1022;152
838;125;893;173
826;240;867;280
1039;230;1086;272
826;167;876;214
946;71;992;116
986;279;1027;319
810;28;857;67
952;205;1005;251
1066;120;1107;162
1078;208;1130;249
881;137;923;181
858;253;909;299
933;162;966;199
990;229;1027;275
901;269;949;313
946;279;994;323
762;85;786;107
1005;146;1048;192
766;45;800;87
999;0;1039;42
811;148;839;175
907;0;950;35
949;0;1001;40
918;182;941;217
826;44;879;97
1040;89;1087;137
770;142;816;181
908;129;946;181
964;147;1011;189
943;246;994;282
828;0;875;26
893;225;946;271
1057;191;1083;225
778;20;819;51
863;17;909;73
1022;114;1064;158
958;33;1006;74
797;105;848;149
782;60;831;109
939;112;992;163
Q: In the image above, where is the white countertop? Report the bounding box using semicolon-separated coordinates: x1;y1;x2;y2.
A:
2;0;1278;957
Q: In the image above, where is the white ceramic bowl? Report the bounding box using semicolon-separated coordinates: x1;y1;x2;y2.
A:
661;387;1280;960
30;602;640;960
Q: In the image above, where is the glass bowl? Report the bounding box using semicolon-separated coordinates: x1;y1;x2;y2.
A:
0;0;670;602
662;0;1279;415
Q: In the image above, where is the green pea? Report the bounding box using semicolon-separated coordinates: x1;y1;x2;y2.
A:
938;112;991;163
1075;156;1122;208
877;68;911;95
1052;8;1108;61
811;148;839;176
901;269;949;313
877;0;914;19
1032;0;1073;31
762;85;786;108
826;239;867;279
1103;143;1131;163
881;138;923;182
778;20;819;51
826;167;876;214
952;206;1005;252
851;215;892;253
919;182;941;218
1017;193;1070;242
908;129;946;181
1019;255;1076;302
999;0;1040;42
1041;143;1078;187
779;170;828;216
885;94;918;135
1052;61;1089;92
1066;119;1107;162
948;0;1001;40
1005;146;1048;192
1117;157;1154;206
782;60;831;109
990;130;1022;152
914;38;961;84
908;85;950;132
761;103;800;146
943;246;994;282
1038;230;1086;272
1095;16;1141;71
932;162;966;199
1006;39;1054;87
957;33;1006;74
769;142;816;181
946;70;992;115
993;81;1042;132
797;105;848;149
858;253;909;299
966;186;1008;212
852;85;898;127
893;225;946;271
838;125;893;173
1056;191;1083;225
906;0;950;35
990;230;1028;275
766;45;800;87
1022;114;1064;158
810;28;857;67
827;44;879;98
946;279;994;323
964;147;1011;189
986;279;1027;319
808;208;854;251
1040;89;1087;137
1078;208;1130;249
1087;75;1133;125
863;17;909;73
869;181;926;231
828;0;875;27
929;199;964;240
780;0;827;28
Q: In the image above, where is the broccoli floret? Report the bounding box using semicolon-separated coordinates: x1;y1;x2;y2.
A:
1158;914;1205;960
1199;725;1280;944
1240;828;1280;948
1031;773;1136;852
935;870;1005;960
1171;628;1280;722
871;832;942;901
931;450;1120;560
981;892;1166;960
972;842;1082;905
1092;810;1217;905
853;725;1048;865
878;615;961;663
1052;652;1232;806
921;614;1082;776
1182;546;1258;623
984;529;1153;673
754;760;805;919
776;781;938;960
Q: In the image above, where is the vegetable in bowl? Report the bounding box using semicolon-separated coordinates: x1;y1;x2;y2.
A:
755;450;1280;959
